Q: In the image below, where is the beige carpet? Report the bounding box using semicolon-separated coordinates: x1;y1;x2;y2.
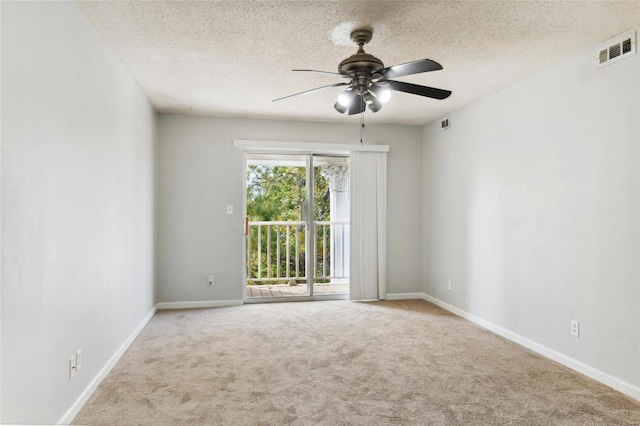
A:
73;300;640;425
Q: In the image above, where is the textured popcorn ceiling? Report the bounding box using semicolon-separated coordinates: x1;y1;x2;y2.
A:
75;1;640;125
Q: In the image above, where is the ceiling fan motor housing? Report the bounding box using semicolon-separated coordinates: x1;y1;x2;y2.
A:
338;53;384;76
338;29;384;77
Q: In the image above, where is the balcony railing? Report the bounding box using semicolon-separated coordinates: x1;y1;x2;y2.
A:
246;220;349;283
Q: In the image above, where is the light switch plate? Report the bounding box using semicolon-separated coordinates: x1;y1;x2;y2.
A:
69;355;77;379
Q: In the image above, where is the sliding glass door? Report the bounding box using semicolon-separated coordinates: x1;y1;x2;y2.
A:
244;153;349;301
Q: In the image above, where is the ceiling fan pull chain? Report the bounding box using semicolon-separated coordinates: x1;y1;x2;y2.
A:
360;112;365;145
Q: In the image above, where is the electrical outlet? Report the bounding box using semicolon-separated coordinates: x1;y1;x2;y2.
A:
226;205;233;214
447;280;452;290
69;354;77;379
208;275;215;286
571;320;580;337
76;349;82;371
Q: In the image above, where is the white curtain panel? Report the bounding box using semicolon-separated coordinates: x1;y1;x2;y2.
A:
349;151;387;300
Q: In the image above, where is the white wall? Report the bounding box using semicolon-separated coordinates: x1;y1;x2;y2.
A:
1;2;157;423
0;2;4;420
157;115;422;303
422;35;640;390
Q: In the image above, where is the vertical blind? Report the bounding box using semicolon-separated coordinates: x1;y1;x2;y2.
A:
349;151;387;300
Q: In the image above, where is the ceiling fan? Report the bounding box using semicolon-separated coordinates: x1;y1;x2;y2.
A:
273;28;452;115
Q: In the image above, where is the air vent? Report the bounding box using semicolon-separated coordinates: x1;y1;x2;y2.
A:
438;116;450;132
597;31;636;68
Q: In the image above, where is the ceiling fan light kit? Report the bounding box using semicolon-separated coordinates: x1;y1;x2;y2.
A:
273;28;452;115
368;84;391;103
333;101;349;114
337;88;356;107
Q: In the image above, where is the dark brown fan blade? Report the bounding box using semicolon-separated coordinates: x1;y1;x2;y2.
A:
348;95;366;115
386;80;451;100
293;69;350;78
272;82;349;102
375;59;443;79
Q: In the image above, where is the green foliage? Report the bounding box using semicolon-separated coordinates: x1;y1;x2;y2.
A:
246;166;330;221
246;165;332;285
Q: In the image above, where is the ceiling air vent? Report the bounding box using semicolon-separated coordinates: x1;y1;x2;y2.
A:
597;30;636;68
438;115;450;132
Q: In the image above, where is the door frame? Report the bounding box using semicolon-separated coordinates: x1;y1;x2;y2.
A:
241;152;349;303
235;140;389;304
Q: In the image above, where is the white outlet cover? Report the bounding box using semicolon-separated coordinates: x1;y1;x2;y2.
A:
571;320;580;337
226;205;233;214
76;349;82;370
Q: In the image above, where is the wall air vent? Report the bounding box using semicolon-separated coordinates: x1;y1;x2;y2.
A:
597;30;636;69
438;115;450;132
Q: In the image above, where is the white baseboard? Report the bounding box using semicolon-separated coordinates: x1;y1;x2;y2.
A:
385;292;424;300
156;300;243;310
58;305;158;425
420;293;640;401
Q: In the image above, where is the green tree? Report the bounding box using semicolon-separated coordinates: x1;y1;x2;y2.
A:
246;166;331;284
246;166;330;221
